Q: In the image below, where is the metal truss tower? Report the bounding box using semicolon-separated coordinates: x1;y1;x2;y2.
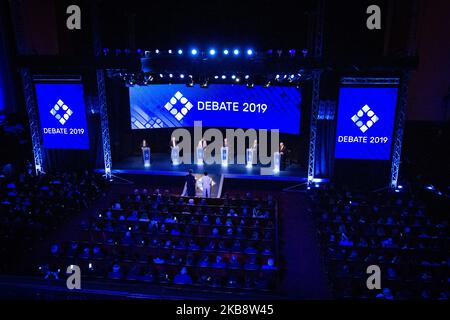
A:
307;0;324;185
20;68;44;174
390;71;411;189
97;69;112;179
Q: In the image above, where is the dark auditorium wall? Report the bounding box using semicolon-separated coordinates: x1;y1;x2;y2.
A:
407;0;450;122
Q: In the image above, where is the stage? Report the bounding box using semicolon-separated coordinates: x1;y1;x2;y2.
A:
96;153;309;181
94;153;325;196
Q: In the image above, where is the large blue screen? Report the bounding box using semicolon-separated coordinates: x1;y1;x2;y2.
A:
130;84;301;134
35;83;90;149
335;87;398;160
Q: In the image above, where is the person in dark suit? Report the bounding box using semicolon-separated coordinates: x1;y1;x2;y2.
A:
279;142;287;170
185;169;196;197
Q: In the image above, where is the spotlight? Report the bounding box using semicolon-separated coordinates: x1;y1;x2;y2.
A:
244;75;250;80
214;75;219;79
159;74;163;78
168;49;173;54
169;73;173;78
191;49;198;56
275;74;280;79
209;49;216;56
177;49;183;55
223;49;229;55
233;49;240;56
179;74;185;79
246;49;253;56
235;78;240;83
221;75;226;79
231;75;236;79
155;49;160;54
290;74;295;79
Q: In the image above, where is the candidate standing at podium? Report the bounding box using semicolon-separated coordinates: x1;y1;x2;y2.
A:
200;172;212;198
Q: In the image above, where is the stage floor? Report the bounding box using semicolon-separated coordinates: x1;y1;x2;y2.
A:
96;153;309;182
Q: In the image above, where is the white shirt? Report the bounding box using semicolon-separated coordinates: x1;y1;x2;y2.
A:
200;176;212;189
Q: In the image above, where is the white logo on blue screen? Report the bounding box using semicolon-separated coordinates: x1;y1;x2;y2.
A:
351;104;379;133
164;91;194;121
50;99;73;125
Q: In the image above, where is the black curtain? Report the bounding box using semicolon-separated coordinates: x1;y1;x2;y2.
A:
314;119;335;178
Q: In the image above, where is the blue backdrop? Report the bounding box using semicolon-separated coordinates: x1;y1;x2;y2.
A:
335;87;398;160
35;83;90;150
129;84;301;134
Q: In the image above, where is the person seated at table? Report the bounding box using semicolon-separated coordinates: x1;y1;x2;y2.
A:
171;227;181;236
141;267;155;282
164;240;172;249
105;210;113;220
127;210;138;221
231;240;242;252
212;255;226;269
261;258;276;270
185;254;194;266
174;267;193;285
250;231;259;240
201;215;210;225
108;264;123;280
139;212;149;222
217;240;226;251
227;209;238;217
153;256;165;264
159;223;168;234
244;243;258;254
50;244;59;258
204;240;216;251
126;264;141;280
244;256;260;270
92;246;104;259
236;227;245;238
67;242;79;258
262;247;273;255
225;227;233;237
225;218;233;227
79;247;90;259
188;240;200;251
121;231;134;245
215;217;222;225
198;255;210;267
226;255;239;269
212;227;220;237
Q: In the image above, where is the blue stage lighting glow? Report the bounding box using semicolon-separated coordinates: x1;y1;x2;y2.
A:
233;49;239;55
177;49;183;55
209;49;216;56
247;49;253;56
191;49;198;55
223;49;229;55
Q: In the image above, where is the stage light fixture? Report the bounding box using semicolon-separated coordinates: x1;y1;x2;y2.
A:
275;74;280;79
159;74;163;78
233;49;240;56
231;75;236;79
168;49;173;54
180;74;185;79
169;74;173;78
214;75;219;79
221;75;226;79
209;49;216;56
155;49;160;54
223;49;229;55
244;75;250;80
178;49;183;55
235;78;240;83
191;49;198;55
247;49;253;56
